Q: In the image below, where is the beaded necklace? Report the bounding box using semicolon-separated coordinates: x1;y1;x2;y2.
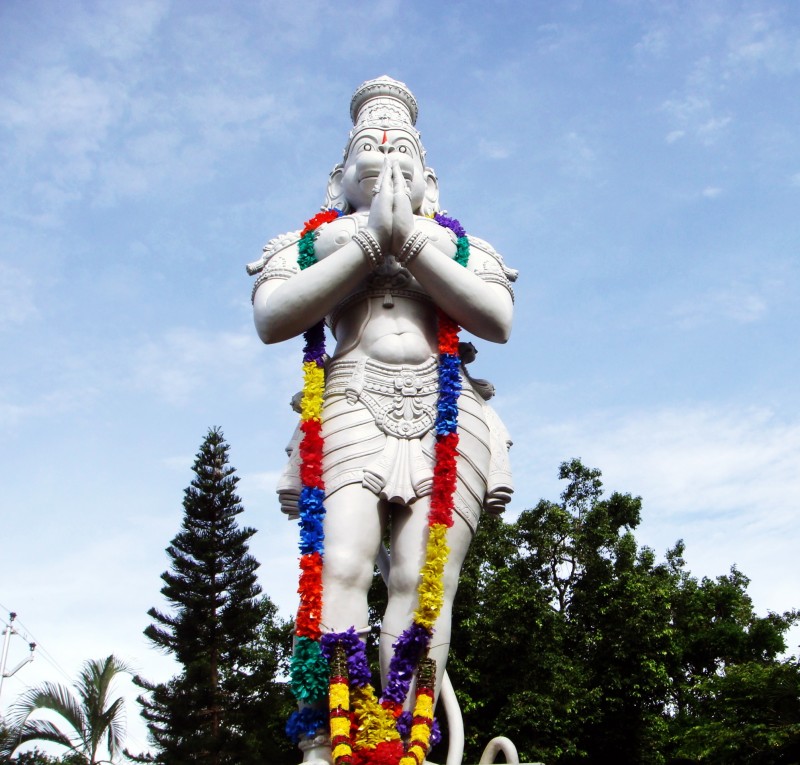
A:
286;209;470;765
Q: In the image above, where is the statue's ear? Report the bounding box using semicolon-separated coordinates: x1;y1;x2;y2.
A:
324;164;348;212
420;167;440;217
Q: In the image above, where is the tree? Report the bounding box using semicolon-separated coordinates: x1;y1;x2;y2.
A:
134;427;294;764
672;658;800;764
7;750;86;764
1;655;131;764
446;459;800;764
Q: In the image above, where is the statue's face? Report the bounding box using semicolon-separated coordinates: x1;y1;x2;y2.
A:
341;127;427;211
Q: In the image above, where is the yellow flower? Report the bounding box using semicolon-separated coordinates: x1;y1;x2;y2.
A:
301;362;325;421
330;715;350;738
329;682;350;710
351;686;401;748
414;524;449;629
413;693;434;719
333;742;352;761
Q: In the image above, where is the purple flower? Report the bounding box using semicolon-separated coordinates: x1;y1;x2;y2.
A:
320;628;372;688
303;322;326;364
382;622;432;704
434;213;466;239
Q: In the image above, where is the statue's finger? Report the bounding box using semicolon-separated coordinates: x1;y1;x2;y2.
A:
392;161;412;203
372;162;387;196
381;157;394;190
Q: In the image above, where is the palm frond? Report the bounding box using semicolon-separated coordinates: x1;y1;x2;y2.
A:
8;681;87;738
6;655;132;764
103;696;127;757
5;718;79;756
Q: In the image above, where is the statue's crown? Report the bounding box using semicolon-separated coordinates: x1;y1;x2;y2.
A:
350;75;419;129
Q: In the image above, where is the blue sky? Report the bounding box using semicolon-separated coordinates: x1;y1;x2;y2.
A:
2;0;799;755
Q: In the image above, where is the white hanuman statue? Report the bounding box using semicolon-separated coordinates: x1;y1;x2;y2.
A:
248;76;516;765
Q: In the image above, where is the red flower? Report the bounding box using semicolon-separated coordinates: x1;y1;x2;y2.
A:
296;551;323;639
301;209;341;237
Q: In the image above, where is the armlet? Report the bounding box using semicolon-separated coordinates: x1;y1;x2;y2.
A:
245;230;302;275
468;235;518;302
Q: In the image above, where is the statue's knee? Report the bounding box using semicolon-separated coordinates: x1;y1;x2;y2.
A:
323;547;373;592
387;564;419;601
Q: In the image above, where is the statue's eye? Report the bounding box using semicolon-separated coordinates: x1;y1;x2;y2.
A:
362;143;372;151
398;146;408;153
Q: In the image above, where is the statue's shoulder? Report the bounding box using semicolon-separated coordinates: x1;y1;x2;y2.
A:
313;214;361;259
246;229;302;276
466;235;519;284
417;216;457;257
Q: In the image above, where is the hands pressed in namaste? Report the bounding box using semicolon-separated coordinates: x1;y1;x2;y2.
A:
367;155;416;258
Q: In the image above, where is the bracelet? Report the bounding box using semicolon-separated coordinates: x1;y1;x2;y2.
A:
397;231;428;266
352;230;383;268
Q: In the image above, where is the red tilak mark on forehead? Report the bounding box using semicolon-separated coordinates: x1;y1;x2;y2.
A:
382;131;388;144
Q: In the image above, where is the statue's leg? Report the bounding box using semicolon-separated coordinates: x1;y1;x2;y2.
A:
320;483;390;632
296;485;387;764
380;499;474;699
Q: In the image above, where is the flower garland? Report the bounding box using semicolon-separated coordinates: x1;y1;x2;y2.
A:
285;209;470;765
287;207;343;743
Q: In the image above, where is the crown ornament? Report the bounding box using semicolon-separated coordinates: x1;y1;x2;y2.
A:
350;75;419;128
347;76;424;156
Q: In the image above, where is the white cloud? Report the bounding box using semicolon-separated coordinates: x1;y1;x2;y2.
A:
0;68;119;156
0;386;99;430
660;94;731;146
672;282;768;327
724;10;800;75
132;328;254;405
161;455;194;472
558;131;597;179
635;27;668;59
701;186;722;198
129;326;299;407
478;139;512;160
74;0;169;62
241;470;285;496
0;263;37;328
507;400;800;634
697;115;732;143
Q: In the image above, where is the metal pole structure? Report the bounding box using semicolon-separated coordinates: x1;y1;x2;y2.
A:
0;612;17;705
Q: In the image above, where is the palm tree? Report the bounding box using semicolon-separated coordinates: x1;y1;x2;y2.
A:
2;655;132;764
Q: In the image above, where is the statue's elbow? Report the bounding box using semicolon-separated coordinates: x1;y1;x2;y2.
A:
492;323;512;344
491;307;513;344
254;312;280;345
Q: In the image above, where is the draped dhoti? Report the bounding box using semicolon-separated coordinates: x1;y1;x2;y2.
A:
277;356;513;532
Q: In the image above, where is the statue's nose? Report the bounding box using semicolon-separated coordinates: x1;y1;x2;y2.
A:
377;143;394;154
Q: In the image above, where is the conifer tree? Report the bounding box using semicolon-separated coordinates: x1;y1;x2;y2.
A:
135;427;294;764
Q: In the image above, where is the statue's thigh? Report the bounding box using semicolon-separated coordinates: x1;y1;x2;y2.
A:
388;500;474;599
323;484;389;585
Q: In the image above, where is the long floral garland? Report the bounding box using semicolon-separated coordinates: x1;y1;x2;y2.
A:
285;210;470;765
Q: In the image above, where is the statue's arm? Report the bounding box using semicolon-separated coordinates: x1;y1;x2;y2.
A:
387;163;514;343
252;222;373;345
404;236;514;343
255;163;400;344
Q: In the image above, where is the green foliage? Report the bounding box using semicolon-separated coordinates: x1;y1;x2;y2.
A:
446;459;800;764
673;659;800;763
135;428;295;765
1;656;131;764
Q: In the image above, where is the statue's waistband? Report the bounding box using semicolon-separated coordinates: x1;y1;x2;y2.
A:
325;356;440;400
